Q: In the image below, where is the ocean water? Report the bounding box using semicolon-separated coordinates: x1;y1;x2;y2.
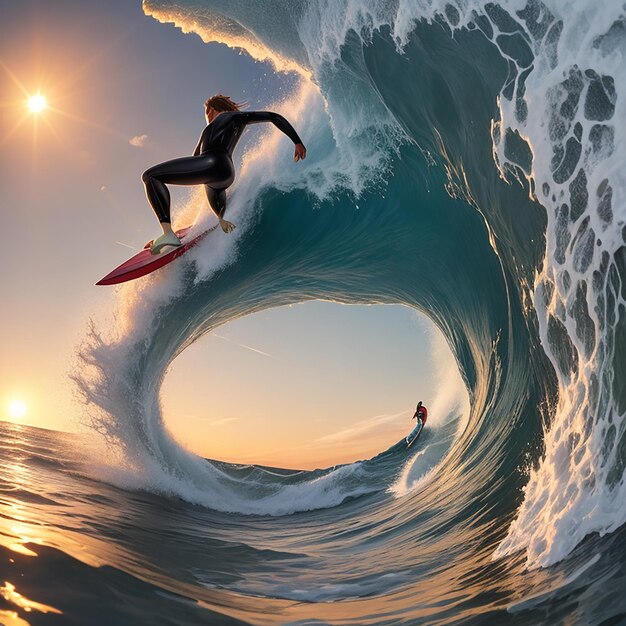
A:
2;0;626;624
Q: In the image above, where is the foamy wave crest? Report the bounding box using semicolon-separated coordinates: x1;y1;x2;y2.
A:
483;1;626;568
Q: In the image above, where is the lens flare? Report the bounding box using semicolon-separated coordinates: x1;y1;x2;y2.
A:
7;400;27;419
27;93;47;113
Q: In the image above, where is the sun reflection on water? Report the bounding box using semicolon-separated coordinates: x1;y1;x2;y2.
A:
5;542;38;558
0;609;32;626
0;582;62;616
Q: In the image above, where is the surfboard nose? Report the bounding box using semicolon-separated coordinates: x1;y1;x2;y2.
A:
95;225;216;286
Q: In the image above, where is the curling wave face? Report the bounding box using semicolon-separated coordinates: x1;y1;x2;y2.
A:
68;0;626;620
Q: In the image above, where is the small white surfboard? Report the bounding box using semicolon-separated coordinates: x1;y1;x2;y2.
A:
405;420;424;448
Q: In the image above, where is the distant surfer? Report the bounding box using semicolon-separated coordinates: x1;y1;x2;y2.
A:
412;401;428;427
142;94;307;254
406;401;428;448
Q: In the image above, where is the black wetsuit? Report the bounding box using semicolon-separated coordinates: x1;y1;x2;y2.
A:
142;111;303;223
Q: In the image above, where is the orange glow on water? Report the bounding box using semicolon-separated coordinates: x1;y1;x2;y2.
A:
6;543;38;558
0;609;32;626
0;582;62;615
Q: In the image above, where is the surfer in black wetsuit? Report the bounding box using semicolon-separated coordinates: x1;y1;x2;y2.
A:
142;94;307;254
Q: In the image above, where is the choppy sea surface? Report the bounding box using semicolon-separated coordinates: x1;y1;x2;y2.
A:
2;0;626;623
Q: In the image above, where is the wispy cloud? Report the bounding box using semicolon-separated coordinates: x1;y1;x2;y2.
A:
211;332;276;358
315;409;411;444
184;415;239;426
115;241;140;251
209;417;239;427
230;409;412;467
129;134;148;147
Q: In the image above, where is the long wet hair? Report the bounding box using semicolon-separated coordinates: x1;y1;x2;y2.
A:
205;94;248;115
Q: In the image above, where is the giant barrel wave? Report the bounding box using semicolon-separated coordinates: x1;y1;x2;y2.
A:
5;1;623;624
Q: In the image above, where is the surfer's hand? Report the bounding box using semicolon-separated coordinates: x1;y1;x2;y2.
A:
144;239;154;249
220;219;236;233
294;143;307;162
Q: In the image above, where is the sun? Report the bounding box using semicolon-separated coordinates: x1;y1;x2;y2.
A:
7;399;28;420
27;93;47;113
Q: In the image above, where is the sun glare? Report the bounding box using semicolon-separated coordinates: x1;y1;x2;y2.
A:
27;93;47;113
7;400;28;420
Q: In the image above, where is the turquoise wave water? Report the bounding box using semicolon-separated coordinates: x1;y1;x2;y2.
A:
3;1;624;624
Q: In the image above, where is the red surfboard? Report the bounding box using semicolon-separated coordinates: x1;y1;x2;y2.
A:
96;225;217;286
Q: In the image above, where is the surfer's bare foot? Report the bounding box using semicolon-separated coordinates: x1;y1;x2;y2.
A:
150;231;182;255
219;219;236;233
144;239;154;250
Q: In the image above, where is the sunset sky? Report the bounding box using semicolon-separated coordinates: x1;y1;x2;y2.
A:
0;0;439;469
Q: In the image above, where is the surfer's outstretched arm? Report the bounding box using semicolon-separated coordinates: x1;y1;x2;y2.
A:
239;111;307;161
